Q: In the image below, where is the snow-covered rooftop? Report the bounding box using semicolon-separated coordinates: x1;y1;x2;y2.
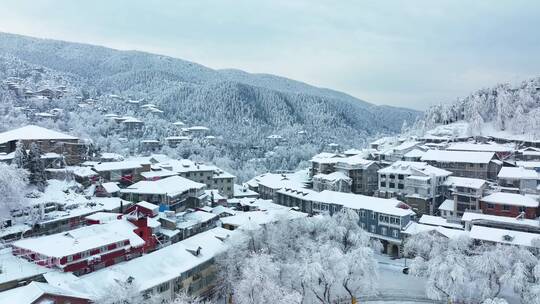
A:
469;225;540;248
43;227;233;296
447;142;515;153
313;171;352;182
307;190;415;217
402;222;467;239
247;171;308;190
393;141;420;151
0;281;90;304
121;175;205;197
498;167;539;180
12;219;144;258
101;182;120;193
404;149;426;158
220;208;307;229
461;212;540;229
0;248;50;286
481;192;539;208
418;215;463;229
92;161;143;172
421;150;495;164
515;161;540;169
378;161;451;177
438;199;455;212
233;184;258;197
140;169;176;180
335;155;376;168
0;125;77;144
444;176;486;189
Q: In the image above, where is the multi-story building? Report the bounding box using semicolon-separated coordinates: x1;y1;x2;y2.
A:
11;216;157;275
246;172;308;200
516;147;540;161
446;142;515;160
158;159;235;198
497;167;539;194
334;156;381;195
120;176;206;212
421;150;502;180
309;152;343;177
377;161;451;215
275;188;416;256
443;176;487;217
42;227;232;301
312;172;352;192
480;192;540;219
92;161;151;185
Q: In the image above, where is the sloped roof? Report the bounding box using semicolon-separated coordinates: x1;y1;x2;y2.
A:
0;125;77;144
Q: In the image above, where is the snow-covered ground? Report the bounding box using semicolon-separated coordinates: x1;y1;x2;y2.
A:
371;254;522;304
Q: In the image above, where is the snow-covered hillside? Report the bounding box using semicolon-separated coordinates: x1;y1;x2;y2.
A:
0;32;420;180
419;78;540;140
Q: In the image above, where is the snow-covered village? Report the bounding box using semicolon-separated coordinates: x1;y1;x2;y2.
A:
0;2;540;304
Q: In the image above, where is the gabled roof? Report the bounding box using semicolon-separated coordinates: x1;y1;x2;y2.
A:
0;282;90;304
0;125;77;144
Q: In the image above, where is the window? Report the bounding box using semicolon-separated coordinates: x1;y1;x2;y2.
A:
380;182;386;187
370;225;376;233
519;206;526;213
381;227;387;235
389;183;395;188
392;230;399;238
67;255;73;262
487;203;494;209
361;222;366;229
503;205;511;211
360;210;366;217
398;174;404;180
371;212;376;220
398;184;404;190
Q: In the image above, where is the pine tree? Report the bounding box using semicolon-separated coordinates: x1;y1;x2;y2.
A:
27;143;47;191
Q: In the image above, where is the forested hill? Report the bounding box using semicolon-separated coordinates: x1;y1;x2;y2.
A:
0;32;420;180
417;77;540;139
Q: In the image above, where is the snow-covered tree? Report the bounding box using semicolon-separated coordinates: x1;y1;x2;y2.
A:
26;143;47;191
0;163;28;220
12;140;27;168
216;210;378;304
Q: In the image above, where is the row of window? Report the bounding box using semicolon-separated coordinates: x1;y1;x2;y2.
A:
380;182;404;189
66;240;127;262
360;222;399;238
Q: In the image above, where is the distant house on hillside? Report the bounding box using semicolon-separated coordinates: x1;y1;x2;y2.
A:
0;125;85;165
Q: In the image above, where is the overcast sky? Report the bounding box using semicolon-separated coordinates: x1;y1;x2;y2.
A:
0;1;538;110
